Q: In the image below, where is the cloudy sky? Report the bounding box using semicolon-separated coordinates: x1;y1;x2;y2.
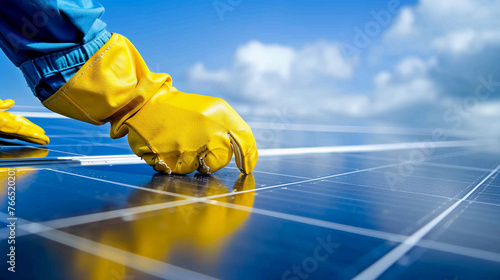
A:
1;0;499;132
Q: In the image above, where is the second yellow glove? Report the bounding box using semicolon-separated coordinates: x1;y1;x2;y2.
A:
0;99;49;145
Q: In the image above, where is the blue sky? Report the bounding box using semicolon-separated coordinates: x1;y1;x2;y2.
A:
1;0;499;133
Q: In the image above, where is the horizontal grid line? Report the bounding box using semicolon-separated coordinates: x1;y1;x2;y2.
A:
45;168;193;199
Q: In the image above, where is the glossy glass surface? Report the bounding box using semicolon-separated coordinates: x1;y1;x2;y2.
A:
0;117;499;279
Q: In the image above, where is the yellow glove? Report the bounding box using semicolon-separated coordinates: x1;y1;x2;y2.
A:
42;33;257;174
0;99;49;145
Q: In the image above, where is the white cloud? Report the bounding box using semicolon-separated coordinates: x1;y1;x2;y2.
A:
384;0;500;56
386;7;415;37
234;41;295;80
188;63;230;84
293;41;356;80
432;29;500;55
395;57;433;77
187;40;357;113
185;0;500;129
374;72;391;88
462;102;500;136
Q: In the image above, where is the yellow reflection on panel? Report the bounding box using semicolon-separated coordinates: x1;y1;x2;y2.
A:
0;146;49;160
0;147;47;198
76;174;255;280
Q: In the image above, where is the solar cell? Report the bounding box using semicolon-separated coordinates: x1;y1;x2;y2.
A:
0;116;499;279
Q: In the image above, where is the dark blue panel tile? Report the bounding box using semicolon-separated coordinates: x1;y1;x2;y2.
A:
0;169;182;222
326;167;473;197
379;246;500;279
0;234;162;280
474;185;500;205
423;203;500;253
431;152;500;169
257;153;389;178
375;164;486;184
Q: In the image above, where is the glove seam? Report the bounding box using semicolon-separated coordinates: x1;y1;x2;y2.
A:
44;34;119;111
126;121;155;154
61;94;97;124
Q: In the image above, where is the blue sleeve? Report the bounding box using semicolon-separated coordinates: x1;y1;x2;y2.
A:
0;0;110;101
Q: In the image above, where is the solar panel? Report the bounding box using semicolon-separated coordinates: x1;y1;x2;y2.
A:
1;115;499;280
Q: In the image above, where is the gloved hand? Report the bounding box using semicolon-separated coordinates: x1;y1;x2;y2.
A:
0;99;49;145
42;33;258;174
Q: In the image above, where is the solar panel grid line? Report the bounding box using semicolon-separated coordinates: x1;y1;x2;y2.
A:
47;134;111;138
52;136;132;149
0;155;143;168
417;149;478;161
364;170;475;185
7;160;474;210
2;174;500;276
42;162;401;201
4;194;500;272
468;200;500;207
8;168;498;243
425;203;471;242
39;143;130;149
420;162;496;173
37;225;218;280
261;155;384;170
417;239;500;264
449;175;484;200
0;167;41;172
36;138;490;159
0;161;397;240
0;137;482;169
2;116;499;279
281;188;455;214
4;200;499;280
352;163;500;280
339;149;478;164
0;199;201;240
255;148;477;172
198;199;500;265
46;168;194;199
305;179;456;201
319;172;473;200
24;145;86;157
205;200;408;242
225;166;311;179
10;112;70;119
0;148;484;239
470;177;496;204
413;201;455;227
205;163;400;201
43;124;103;133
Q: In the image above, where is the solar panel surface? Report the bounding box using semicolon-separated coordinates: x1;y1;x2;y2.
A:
1;114;499;280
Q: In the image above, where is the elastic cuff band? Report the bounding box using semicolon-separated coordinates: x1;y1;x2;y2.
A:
19;30;112;93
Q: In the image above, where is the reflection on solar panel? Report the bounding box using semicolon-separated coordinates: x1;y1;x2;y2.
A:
1;114;499;280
